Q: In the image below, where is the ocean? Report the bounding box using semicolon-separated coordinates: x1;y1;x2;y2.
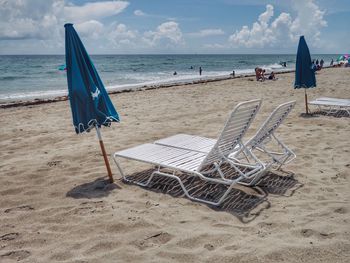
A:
0;54;337;102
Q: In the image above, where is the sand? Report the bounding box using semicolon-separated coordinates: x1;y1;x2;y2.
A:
0;67;349;262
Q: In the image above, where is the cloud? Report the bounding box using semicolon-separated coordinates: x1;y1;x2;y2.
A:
64;1;129;23
75;20;104;39
0;0;129;41
229;0;327;48
0;0;62;40
134;9;146;16
143;21;183;46
108;23;138;46
289;0;327;42
188;29;225;37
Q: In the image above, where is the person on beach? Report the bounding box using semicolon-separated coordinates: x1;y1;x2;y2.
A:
255;67;261;81
255;67;265;81
199;67;202;75
316;59;319;66
311;61;317;72
268;71;276;80
330;59;334;66
231;70;235;78
320;59;324;68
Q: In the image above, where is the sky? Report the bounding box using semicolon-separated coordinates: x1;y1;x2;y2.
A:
0;0;349;54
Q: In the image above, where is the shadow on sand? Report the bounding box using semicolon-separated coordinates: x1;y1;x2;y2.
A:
66;177;121;199
123;168;302;223
254;170;303;197
65;169;302;222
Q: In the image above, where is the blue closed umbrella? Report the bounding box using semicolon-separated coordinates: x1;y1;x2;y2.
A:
294;36;316;114
65;23;119;182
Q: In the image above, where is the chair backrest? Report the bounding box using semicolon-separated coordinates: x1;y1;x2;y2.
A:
245;101;296;149
198;99;262;171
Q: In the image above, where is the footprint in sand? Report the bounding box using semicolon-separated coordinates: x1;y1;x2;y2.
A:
4;205;34;213
0;233;19;241
133;232;173;250
1;250;31;261
300;229;336;239
47;160;62;167
204;243;215;251
334;207;347;214
300;229;315;237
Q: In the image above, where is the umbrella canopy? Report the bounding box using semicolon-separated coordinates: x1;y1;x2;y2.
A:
337;55;344;62
294;36;316;89
65;23;119;134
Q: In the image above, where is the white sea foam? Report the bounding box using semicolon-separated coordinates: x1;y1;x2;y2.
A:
0;89;67;101
0;67;294;102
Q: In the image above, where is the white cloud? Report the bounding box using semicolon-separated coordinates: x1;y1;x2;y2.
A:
188;29;225;37
144;21;183;46
134;9;146;16
0;0;129;41
229;0;327;48
64;1;129;23
75;20;104;39
0;0;62;40
108;23;138;46
289;0;327;42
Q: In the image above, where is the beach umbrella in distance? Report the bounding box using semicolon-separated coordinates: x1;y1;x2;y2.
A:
336;55;344;62
64;23;120;183
294;36;316;114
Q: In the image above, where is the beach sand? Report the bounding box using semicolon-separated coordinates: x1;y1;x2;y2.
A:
1;67;349;262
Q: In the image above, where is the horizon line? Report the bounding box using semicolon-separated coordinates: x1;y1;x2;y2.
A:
0;53;342;56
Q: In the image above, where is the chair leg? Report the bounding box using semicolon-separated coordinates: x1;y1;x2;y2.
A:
112;155;239;206
153;170;239;206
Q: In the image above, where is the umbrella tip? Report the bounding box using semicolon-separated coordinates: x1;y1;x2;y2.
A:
64;23;73;28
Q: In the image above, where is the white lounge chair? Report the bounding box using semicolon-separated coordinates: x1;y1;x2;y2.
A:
308;97;350;116
314;97;350;103
113;99;263;206
155;101;296;185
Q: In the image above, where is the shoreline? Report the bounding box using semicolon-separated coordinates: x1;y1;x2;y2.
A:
0;69;296;109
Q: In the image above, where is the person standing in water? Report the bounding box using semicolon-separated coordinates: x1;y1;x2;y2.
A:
320;59;324;68
199;67;202;76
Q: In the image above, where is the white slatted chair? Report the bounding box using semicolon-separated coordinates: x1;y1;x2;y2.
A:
113;99;263;206
308;97;350;116
155;101;296;185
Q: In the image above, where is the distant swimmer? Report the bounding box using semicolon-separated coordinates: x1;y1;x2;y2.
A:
189;66;194;69
58;64;67;71
173;71;177;75
279;61;287;67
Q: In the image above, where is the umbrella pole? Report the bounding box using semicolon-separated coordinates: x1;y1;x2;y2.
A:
95;126;114;183
304;88;309;114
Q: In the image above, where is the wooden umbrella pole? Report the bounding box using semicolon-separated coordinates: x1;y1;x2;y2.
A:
304;88;309;114
95;126;114;183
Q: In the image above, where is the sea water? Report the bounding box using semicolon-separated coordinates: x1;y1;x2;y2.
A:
0;54;337;102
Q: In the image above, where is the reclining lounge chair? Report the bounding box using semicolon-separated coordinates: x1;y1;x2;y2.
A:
308;97;350;116
155;101;296;185
113;100;263;205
